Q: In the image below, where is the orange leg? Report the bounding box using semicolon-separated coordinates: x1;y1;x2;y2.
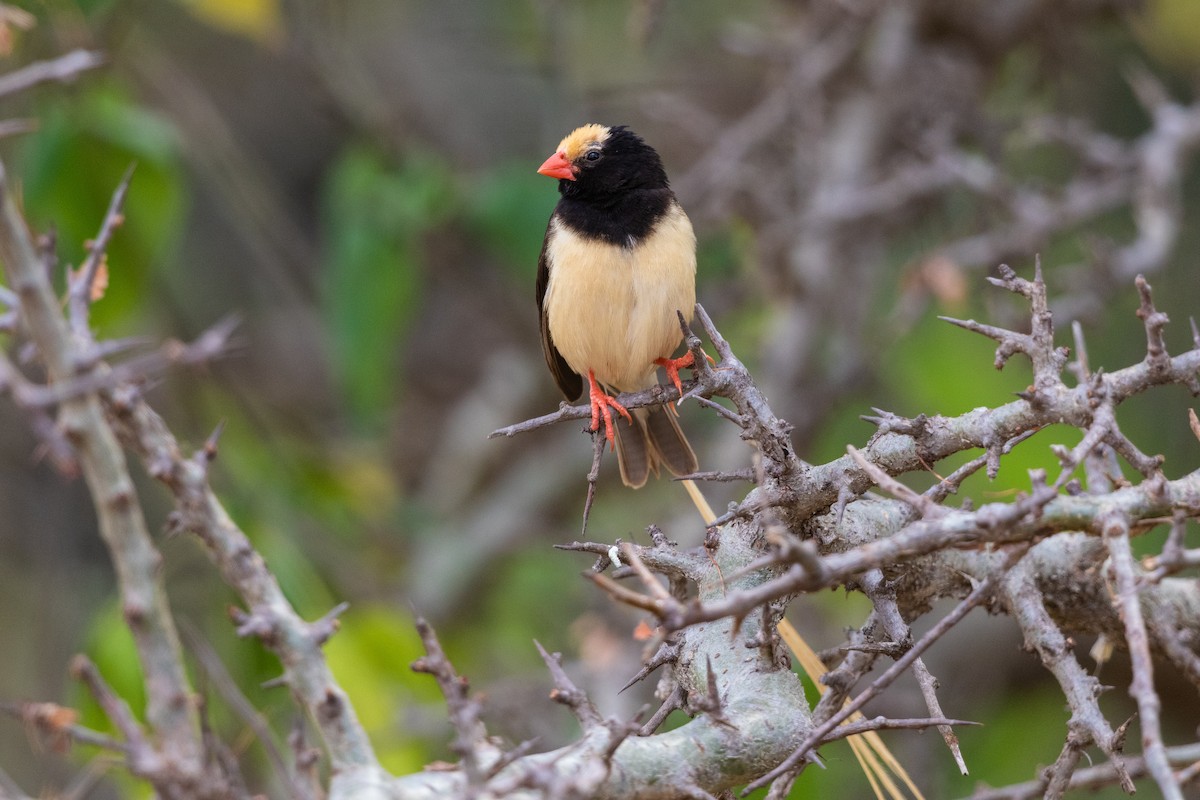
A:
655;350;713;395
587;370;632;449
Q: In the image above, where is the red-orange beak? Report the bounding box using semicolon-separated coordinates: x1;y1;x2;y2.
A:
537;151;575;181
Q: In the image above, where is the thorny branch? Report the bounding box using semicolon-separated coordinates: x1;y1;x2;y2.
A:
0;157;220;796
1102;512;1180;800
7;176;1200;799
476;262;1200;798
745;546;1028;793
7;10;1200;799
0;159;385;795
642;0;1200;460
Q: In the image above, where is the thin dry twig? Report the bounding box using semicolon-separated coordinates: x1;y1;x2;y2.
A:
0;49;104;98
68;164;135;340
966;742;1200;800
0;159;207;786
821;716;981;744
0;699;124;754
1003;557;1135;792
1102;511;1181;799
745;544;1030;794
861;569;968;775
179;624;302;798
535;640;602;730
410;617;491;787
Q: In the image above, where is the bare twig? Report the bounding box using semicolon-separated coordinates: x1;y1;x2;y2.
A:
99;375;385;798
861;569;967;775
67;164;135;339
179;624;301;798
1102;511;1181;799
0;49;104;98
0;159;207;786
1003;554;1135;792
1135;275;1173;378
4;316;239;409
821;716;981;744
966;742;1200;800
638;685;684;736
620;637;682;693
848;444;941;518
535;640;602;730
745;544;1029;794
69;656;163;778
1146;511;1198;580
0;699;125;754
581;427;605;534
411;617;491;788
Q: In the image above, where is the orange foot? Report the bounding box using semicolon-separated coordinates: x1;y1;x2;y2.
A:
654;350;714;395
587;370;631;449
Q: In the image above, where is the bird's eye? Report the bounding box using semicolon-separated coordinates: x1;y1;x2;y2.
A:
585;151;601;162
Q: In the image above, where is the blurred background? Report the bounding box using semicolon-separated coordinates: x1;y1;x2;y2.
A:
1;0;1199;797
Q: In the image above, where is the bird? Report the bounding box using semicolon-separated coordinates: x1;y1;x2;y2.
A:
534;126;918;796
535;123;699;488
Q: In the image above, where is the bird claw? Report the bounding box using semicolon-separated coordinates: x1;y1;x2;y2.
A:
587;371;631;449
655;351;712;396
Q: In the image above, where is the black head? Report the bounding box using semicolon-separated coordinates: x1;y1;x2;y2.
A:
541;124;670;203
538;124;674;244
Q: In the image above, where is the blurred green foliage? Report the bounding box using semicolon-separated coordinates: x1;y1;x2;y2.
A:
465;162;557;278
321;145;452;428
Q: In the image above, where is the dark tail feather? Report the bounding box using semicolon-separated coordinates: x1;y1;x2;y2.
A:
644;405;697;478
615;405;698;488
614;412;651;489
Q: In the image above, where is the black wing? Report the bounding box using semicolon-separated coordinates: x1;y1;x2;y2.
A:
536;216;583;401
